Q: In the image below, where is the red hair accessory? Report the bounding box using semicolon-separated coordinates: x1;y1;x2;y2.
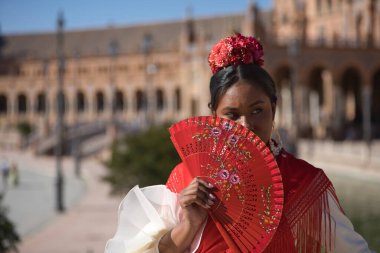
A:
208;33;264;74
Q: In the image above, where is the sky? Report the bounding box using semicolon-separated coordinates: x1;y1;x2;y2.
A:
0;0;272;35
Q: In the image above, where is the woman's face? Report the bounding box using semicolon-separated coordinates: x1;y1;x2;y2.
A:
214;80;276;144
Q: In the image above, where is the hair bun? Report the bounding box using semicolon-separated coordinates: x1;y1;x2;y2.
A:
208;33;264;74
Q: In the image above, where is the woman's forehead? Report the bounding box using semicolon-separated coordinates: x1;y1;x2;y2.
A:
220;81;268;102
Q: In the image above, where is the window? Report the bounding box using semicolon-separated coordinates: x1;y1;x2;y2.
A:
115;90;124;112
76;91;86;112
0;94;7;114
17;94;27;114
174;88;181;111
156;89;164;111
96;91;105;112
36;93;46;113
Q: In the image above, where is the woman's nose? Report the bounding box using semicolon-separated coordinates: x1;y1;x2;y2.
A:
237;116;253;130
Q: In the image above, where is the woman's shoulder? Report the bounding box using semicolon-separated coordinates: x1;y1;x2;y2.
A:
277;149;326;186
278;149;324;177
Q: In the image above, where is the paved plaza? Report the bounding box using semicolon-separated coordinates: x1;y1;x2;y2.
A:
1;150;121;253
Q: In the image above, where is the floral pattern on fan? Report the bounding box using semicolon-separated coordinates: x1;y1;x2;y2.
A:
169;116;284;253
191;124;253;163
258;185;282;234
201;162;245;203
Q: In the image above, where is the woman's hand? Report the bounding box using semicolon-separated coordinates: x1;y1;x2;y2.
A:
179;177;215;227
158;178;215;252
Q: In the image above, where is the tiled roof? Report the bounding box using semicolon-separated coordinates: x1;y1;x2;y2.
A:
1;11;272;60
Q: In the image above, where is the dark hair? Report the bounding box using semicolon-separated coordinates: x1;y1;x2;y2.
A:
208;63;277;111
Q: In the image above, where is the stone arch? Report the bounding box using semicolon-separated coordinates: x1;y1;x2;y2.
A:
115;89;124;112
95;91;105;113
17;93;27;114
76;90;86;112
0;94;7;114
340;67;363;139
371;69;380;138
156;88;165;111
36;92;47;113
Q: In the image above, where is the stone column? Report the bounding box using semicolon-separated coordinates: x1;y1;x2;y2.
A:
321;70;334;138
332;85;345;140
165;84;174;121
7;87;16;124
362;84;372;143
86;86;95;122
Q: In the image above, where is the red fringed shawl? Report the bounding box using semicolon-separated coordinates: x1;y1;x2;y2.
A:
166;149;344;253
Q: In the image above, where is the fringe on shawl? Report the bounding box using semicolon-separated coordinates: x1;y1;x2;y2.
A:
264;171;343;253
286;171;343;253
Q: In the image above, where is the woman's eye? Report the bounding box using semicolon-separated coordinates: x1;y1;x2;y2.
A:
252;108;263;115
224;112;238;120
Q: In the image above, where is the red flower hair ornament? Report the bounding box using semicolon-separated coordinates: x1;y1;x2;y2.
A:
208;33;264;74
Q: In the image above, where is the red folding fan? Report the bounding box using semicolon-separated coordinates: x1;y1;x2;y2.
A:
169;116;284;253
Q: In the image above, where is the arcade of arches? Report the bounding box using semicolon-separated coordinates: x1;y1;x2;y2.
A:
273;65;380;140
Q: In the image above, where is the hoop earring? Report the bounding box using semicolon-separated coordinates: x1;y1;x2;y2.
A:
269;122;283;157
271;122;283;148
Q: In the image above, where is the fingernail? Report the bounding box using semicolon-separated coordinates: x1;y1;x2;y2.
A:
208;183;214;188
208;199;214;205
209;193;216;199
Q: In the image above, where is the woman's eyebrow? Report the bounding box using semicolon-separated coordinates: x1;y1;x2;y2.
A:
221;100;265;111
221;107;238;111
248;100;265;107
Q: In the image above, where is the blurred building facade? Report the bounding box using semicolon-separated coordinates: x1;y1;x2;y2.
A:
0;0;379;141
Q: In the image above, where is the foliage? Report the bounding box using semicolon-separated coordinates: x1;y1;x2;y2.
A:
104;123;181;194
16;121;33;138
0;196;20;252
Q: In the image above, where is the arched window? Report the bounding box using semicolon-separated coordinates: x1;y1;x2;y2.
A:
76;91;86;112
96;91;105;112
156;89;164;111
0;94;7;114
36;92;46;113
136;90;145;112
115;90;124;112
17;94;27;114
174;88;181;111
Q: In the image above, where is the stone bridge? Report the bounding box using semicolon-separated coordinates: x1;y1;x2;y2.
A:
29;119;145;157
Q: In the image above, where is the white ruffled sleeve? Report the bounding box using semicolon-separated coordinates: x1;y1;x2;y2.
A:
105;185;181;253
327;193;377;253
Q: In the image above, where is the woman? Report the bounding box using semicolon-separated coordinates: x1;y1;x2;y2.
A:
106;34;374;253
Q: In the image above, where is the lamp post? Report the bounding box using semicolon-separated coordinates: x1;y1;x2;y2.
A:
73;51;81;178
288;38;300;141
142;34;154;126
108;40;118;142
55;12;65;212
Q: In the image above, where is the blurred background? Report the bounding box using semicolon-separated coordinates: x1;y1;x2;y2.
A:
0;0;379;252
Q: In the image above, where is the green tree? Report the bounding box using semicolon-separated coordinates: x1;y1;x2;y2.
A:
104;124;181;194
0;196;20;252
16;121;33;138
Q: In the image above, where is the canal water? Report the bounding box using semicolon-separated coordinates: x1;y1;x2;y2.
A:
326;170;380;252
